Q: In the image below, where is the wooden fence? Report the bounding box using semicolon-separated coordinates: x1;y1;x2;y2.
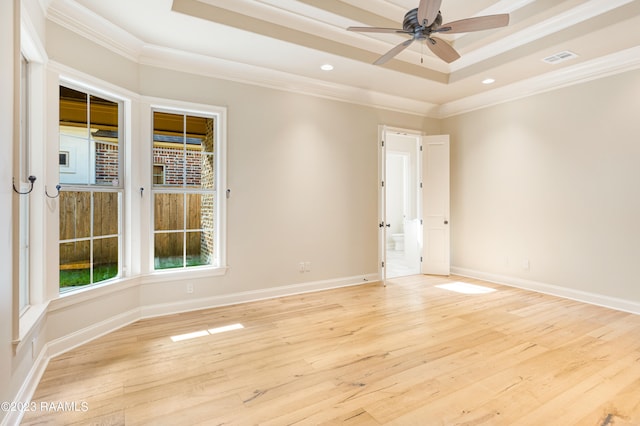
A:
59;191;204;267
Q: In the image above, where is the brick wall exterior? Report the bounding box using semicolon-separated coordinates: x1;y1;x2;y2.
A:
95;142;119;184
200;118;215;263
153;147;203;185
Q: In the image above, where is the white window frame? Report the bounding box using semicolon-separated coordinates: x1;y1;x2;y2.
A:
58;82;125;294
150;102;227;274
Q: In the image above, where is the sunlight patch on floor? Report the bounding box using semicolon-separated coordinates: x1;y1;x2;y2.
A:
171;323;244;342
435;282;497;295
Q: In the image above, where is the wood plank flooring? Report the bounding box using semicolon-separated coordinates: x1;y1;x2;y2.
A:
22;275;640;425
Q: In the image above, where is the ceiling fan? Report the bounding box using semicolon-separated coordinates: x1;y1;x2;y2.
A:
347;0;509;65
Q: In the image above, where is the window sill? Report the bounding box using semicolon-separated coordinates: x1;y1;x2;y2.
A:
51;276;141;312
13;302;49;354
141;265;229;284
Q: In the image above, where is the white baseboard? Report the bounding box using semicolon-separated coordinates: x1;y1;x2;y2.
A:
6;272;379;426
3;345;50;426
451;266;640;315
46;308;143;359
140;273;380;319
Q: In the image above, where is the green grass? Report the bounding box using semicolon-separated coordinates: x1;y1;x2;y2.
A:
154;255;210;270
60;256;211;289
60;264;119;288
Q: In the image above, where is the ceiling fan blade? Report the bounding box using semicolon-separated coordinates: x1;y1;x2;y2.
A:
374;38;415;65
417;0;442;27
436;14;509;34
426;37;460;63
347;26;410;34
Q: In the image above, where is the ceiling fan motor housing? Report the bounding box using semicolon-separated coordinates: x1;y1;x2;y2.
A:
403;8;442;35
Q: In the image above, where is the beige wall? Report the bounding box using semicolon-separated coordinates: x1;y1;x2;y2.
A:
443;69;640;303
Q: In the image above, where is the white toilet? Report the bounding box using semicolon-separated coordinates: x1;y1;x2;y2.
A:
391;233;404;251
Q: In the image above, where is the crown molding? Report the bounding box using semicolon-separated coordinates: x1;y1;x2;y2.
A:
437;45;640;118
139;45;439;117
46;0;143;62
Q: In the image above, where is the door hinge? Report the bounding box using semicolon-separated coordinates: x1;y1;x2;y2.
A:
381;140;385;147
420;145;423;151
420;256;423;262
381;181;385;187
381;261;385;268
420;219;423;225
420;182;423;188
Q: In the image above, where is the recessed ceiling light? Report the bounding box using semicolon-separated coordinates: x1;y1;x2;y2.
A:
482;78;496;85
320;64;334;71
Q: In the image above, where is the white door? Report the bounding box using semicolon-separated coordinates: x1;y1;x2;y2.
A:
421;135;450;276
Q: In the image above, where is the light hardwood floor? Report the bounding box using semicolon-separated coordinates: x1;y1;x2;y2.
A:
22;275;640;425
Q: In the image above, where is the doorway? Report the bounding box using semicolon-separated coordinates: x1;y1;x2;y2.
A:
384;131;421;279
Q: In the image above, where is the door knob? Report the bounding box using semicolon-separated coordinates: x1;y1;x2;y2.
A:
444;220;449;225
386;223;391;227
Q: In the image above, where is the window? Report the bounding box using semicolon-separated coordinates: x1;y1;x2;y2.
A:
59;151;69;167
152;110;218;270
58;85;123;292
18;54;30;312
153;164;165;185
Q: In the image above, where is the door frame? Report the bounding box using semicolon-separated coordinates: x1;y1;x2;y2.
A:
378;125;424;285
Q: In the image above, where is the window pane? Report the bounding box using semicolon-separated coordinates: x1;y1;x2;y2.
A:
154;193;184;231
60;240;91;288
185;150;201;187
154;232;184;269
154;111;185;186
19;55;29;311
186;231;207;266
60;86;88;126
91;95;119;186
94;237;118;282
94;192;119;236
186;230;214;266
59;191;91;240
59;87;90;185
186;193;202;230
201;153;215;190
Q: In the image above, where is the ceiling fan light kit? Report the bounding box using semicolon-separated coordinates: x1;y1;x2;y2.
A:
347;0;509;65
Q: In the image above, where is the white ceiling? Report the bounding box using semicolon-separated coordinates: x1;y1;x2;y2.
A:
43;0;640;117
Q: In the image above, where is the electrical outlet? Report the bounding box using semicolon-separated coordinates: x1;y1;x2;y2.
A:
304;261;311;272
299;262;305;272
522;259;530;270
187;283;194;293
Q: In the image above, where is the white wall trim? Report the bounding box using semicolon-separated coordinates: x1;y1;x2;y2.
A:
438;46;640;118
45;307;143;359
140;274;379;319
3;345;50;426
451;266;640;315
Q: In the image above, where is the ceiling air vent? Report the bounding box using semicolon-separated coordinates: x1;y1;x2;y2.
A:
542;50;578;65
